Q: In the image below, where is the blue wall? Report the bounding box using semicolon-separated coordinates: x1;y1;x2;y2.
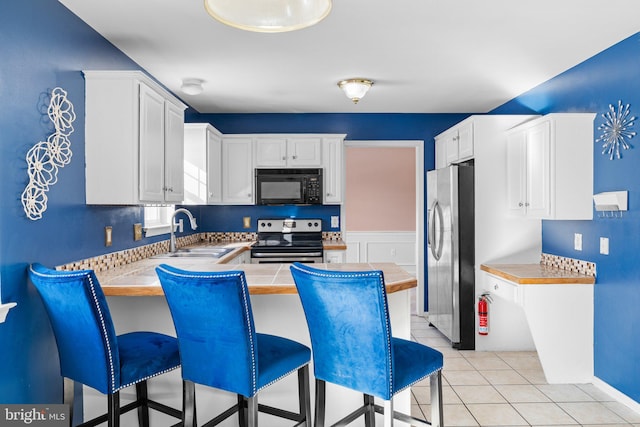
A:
0;0;464;403
5;0;640;407
492;32;640;401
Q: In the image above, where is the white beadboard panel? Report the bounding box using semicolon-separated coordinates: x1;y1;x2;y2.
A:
344;231;416;274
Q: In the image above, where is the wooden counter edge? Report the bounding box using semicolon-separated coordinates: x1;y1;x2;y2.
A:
480;264;595;285
103;278;417;297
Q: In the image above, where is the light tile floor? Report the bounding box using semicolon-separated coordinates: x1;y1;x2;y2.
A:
409;314;640;426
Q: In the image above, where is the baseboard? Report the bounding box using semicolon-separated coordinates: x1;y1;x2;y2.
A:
592;376;640;413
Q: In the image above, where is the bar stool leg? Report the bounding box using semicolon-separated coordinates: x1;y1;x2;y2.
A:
430;371;443;427
107;392;120;427
183;380;197;427
363;394;375;427
238;395;248;427
314;379;326;427
247;396;258;427
298;366;312;427
383;400;393;427
135;381;150;427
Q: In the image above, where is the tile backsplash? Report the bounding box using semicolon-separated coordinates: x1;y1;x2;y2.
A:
540;253;596;277
57;231;343;272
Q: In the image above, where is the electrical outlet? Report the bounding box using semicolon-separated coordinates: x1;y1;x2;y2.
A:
331;216;339;228
105;226;113;247
600;237;609;255
243;216;251;229
574;233;582;251
133;223;143;241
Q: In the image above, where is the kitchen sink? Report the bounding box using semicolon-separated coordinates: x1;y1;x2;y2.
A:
153;247;234;259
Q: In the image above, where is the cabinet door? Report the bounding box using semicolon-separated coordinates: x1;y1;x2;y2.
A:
164;102;185;203
506;132;527;216
138;83;166;202
457;122;474;161
207;130;223;204
255;138;287;167
445;131;459;165
323;137;343;204
525;121;551;218
288;138;322;167
222;138;253;204
435;136;447;169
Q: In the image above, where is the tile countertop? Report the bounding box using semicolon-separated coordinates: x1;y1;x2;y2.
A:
480;263;595;285
96;242;413;297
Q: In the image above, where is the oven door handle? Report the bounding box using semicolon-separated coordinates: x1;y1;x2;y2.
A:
251;251;323;257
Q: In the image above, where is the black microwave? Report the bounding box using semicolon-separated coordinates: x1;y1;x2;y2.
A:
255;168;323;205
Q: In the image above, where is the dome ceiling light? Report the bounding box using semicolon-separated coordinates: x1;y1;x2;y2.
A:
338;79;374;104
181;78;204;96
204;0;332;33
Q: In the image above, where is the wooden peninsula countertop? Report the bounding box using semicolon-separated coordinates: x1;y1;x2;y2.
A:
97;258;415;297
480;263;595;285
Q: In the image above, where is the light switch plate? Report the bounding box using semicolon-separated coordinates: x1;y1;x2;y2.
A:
600;237;609;255
331;216;339;228
243;216;251;229
133;223;143;241
574;233;582;251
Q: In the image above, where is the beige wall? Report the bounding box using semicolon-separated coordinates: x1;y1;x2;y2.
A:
345;147;416;231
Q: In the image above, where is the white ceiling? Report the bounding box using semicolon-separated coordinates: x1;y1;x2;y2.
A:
59;0;639;114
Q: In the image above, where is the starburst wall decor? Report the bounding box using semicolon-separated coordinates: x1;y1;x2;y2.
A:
597;100;636;160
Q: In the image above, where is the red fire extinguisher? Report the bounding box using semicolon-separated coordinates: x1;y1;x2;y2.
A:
478;293;492;335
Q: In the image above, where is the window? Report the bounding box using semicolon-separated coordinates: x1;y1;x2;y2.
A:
143;205;175;237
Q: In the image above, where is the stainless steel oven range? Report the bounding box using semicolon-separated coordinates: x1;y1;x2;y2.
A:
251;218;323;264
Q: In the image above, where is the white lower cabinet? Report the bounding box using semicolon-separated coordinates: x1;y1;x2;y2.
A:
506;113;595;219
323;250;345;263
84;70;186;205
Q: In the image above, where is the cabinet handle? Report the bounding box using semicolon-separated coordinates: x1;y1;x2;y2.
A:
525;202;530;207
282;156;286;160
292;155;297;160
518;202;523;207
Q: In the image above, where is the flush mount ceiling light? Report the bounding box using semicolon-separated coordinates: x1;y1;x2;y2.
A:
204;0;332;33
181;78;204;96
338;79;374;104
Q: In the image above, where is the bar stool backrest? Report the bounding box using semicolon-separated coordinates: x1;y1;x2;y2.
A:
29;263;120;394
290;262;394;400
156;264;259;397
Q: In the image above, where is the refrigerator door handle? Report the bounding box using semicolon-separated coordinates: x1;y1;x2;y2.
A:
430;200;444;261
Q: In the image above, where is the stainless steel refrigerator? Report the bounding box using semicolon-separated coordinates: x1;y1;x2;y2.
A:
427;161;475;350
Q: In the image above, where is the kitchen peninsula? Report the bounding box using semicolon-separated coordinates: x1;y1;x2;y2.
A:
83;256;416;426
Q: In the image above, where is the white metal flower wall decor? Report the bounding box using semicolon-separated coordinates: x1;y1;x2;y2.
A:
597;100;636;160
21;87;75;220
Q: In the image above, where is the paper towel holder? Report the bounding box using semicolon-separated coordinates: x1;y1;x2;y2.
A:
593;191;628;218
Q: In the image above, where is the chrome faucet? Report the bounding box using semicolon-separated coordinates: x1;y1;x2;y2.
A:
170;208;198;252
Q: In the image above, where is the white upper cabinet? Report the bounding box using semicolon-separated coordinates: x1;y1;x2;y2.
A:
254;136;322;167
84;70;186;205
183;123;223;205
322;136;345;204
506;113;595;220
435;119;474;168
183;130;345;205
222;137;254;204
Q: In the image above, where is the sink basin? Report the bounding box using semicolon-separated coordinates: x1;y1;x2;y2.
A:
153;247;234;259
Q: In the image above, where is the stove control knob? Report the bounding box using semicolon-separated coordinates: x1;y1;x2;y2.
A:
267;222;272;227
308;222;312;227
314;222;319;227
260;222;266;228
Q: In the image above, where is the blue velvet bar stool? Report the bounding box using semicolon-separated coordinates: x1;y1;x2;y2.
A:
28;263;181;427
289;262;444;427
155;264;311;427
